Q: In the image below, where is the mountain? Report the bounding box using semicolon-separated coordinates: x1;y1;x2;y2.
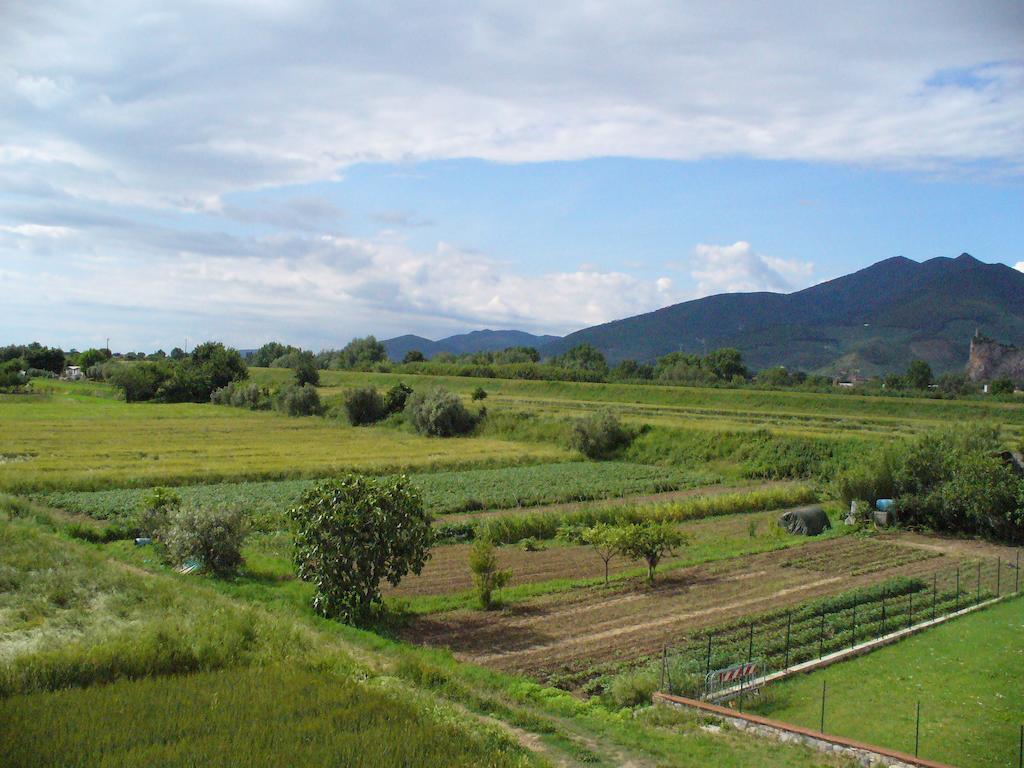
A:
382;329;561;361
540;253;1024;375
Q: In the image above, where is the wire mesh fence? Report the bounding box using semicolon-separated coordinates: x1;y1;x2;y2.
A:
659;552;1021;701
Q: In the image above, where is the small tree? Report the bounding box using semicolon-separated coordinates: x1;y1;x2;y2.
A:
294;354;320;387
469;538;511;609
405;387;476;436
905;359;933;390
290;476;432;623
136;486;181;539
617;522;687;585
402;350;425;363
471;386;488;401
162;505;247;576
569;409;633;459
990;377;1015;395
580;523;624;584
276;383;323;416
343;386;386;424
383;382;413;414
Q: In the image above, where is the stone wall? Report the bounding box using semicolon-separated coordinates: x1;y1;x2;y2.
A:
965;333;1024;384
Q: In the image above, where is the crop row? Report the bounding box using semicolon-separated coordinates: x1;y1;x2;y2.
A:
38;461;712;524
436;485;819;545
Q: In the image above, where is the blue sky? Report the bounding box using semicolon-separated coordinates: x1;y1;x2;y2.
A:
1;1;1022;352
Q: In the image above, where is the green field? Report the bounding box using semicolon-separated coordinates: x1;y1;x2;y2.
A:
751;596;1024;768
0;387;562;492
38;461;715;523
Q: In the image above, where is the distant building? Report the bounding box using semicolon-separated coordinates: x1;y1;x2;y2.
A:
63;365;83;381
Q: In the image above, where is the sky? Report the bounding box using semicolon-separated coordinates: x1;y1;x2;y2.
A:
2;1;1023;352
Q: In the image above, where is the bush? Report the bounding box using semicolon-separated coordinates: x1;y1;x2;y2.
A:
135;487;181;539
405;387;477;436
609;669;659;708
569;410;633;459
275;383;323;417
343;386;386;425
290;475;432;623
162;506;247;576
211;381;271;410
108;362;170;402
471;386;488;401
384;382;413;415
294;355;320;387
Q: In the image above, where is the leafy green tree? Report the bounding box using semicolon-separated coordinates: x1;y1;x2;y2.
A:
617;522;687;584
402;349;425;363
339;336;388;369
702;348;747;381
294;353;320;386
569;409;633;459
135;486;181;539
579;523;625;584
109;362;171;402
468;538;511;609
406;387;477;436
77;348;111;369
384;382;413;414
23;345;65;374
162;505;247;576
883;372;904;390
251;341;295;367
275;383;323;416
549;344;608;375
990;377;1015;395
290;476;432;623
905;359;933;390
170;347;187;360
471;386;487;401
343;386;386;425
611;359;653;381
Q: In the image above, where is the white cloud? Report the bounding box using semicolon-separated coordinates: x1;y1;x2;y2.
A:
1016;262;1024;272
690;241;813;296
1;2;1022;211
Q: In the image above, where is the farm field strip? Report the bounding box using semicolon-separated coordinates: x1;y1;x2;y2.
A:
37;461;711;522
0;392;563;492
405;534;1014;684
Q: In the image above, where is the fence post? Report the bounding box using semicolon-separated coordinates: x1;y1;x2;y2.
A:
881;588;886;634
820;680;826;733
908;590;913;630
977;561;982;604
747;623;754;665
956;567;960;612
915;701;921;757
705;634;712;681
660;647;666;691
784;612;792;669
997;557;1001;597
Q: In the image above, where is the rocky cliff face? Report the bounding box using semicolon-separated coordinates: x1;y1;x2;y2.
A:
966;333;1024;384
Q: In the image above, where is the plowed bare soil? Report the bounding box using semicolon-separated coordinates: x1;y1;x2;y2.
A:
403;533;1011;682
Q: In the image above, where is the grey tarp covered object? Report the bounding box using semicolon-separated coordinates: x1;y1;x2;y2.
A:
778;505;832;536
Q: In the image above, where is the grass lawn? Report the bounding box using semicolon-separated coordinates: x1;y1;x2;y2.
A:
751;595;1024;768
0;388;562;492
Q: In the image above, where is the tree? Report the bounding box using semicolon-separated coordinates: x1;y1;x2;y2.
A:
77;348;111;369
294;352;320;386
339;336;388;369
108;362;171;402
290;476;432;623
402;349;426;363
617;522;687;585
162;505;247;577
468;538;511;609
702;348;747;381
611;359;653;381
343;386;386;425
579;523;625;584
905;359;933;390
384;382;413;414
569;409;633;459
405;387;477;436
549;344;608;375
170;347;187;360
135;486;181;539
251;341;294;367
471;386;488;401
990;377;1015;395
24;345;65;374
883;372;904;390
276;383;323;416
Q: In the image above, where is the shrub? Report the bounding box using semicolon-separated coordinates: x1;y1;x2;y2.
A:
211;381;271;410
569;410;633;459
990;377;1015;395
342;386;386;425
108;362;170;402
471;386;488;401
275;383;323;417
294;355;320;387
384;382;413;415
405;387;477;436
162;506;247;576
290;475;432;623
468;538;510;610
617;521;688;584
135;486;181;539
609;669;659;708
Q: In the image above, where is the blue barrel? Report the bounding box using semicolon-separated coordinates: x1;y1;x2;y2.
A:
875;498;895;511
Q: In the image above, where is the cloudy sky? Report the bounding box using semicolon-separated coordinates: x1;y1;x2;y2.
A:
2;1;1023;351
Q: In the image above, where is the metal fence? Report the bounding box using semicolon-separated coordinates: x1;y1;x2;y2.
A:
659;551;1022;701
